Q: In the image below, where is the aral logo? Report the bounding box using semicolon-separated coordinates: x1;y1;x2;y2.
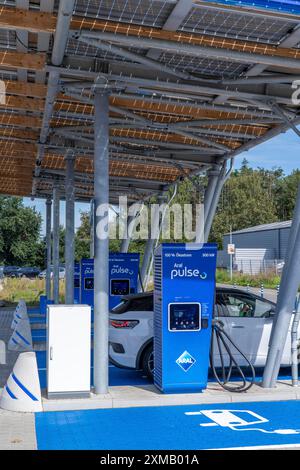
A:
176;351;196;372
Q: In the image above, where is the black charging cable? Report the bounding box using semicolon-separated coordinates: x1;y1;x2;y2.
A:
210;319;256;392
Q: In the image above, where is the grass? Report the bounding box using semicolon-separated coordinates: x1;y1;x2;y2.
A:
0;271;284;307
0;277;65;306
216;269;281;289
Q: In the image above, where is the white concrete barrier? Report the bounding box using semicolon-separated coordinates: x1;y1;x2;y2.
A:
11;300;27;329
8;318;32;352
0;352;42;412
0;339;6;364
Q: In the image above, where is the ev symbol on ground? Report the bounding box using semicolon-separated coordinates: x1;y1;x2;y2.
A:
185;409;300;434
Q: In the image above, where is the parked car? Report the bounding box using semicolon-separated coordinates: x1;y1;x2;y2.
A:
39;266;65;279
17;267;41;278
109;288;299;378
3;266;22;278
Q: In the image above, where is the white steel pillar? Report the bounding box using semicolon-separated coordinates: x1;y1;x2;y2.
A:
93;90;110;395
64;151;75;304
45;198;52;299
52;183;60;304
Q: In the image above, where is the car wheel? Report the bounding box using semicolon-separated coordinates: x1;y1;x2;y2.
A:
142;344;154;379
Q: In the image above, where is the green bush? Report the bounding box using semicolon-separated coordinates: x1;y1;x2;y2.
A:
216;269;281;289
0;278;65;306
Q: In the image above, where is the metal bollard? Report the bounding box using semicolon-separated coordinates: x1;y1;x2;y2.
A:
276;284;280;298
260;283;264;298
233;282;237;289
246;284;250;293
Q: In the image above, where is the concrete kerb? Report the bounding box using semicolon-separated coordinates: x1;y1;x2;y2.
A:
40;380;300;412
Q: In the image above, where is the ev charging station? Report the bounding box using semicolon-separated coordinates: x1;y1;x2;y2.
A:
80;253;140;311
74;262;80;304
154;243;217;394
39;295;54;315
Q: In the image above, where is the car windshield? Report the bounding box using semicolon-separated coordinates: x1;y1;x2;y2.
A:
110;295;154;314
215;291;275;318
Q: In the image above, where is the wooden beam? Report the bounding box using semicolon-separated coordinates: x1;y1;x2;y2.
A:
55;97;261;121
110;128;241;149
4;80;47;98
0;95;44;112
0;113;42;128
0;7;56;33
72;18;300;61
0;128;38;140
0;150;37;159
0;51;45;71
0;141;36;153
0;7;297;62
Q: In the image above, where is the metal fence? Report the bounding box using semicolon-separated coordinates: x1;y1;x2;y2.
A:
234;258;284;275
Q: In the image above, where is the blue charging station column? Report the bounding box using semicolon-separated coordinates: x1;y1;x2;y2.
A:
39;295;54;315
154;243;217;394
80;258;94;307
80;254;140;310
74;262;80;304
109;253;140;310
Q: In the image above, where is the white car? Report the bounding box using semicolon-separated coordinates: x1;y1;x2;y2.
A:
109;288;299;378
39;266;66;279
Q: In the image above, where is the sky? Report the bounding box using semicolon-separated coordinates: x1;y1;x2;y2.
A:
23;128;300;236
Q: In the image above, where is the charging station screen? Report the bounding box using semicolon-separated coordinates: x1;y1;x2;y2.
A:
84;278;94;290
168;303;200;331
111;279;130;296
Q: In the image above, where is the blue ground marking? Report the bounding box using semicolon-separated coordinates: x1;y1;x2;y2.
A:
35;349;296;390
35;400;300;450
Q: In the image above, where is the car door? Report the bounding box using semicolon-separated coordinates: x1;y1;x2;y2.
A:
214;291;275;367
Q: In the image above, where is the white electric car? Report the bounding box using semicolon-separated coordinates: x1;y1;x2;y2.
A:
109;288;299;378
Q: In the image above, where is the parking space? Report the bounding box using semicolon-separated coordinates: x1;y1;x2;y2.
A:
35;400;300;450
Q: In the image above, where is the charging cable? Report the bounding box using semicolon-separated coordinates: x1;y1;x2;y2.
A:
210;319;256;392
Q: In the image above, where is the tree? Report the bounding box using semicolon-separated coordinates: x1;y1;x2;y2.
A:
210;166;280;247
274;169;300;220
75;211;91;261
0;196;43;266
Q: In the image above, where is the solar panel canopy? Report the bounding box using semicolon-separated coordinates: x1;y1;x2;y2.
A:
0;0;299;203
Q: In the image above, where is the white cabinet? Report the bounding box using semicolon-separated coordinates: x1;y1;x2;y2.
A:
47;305;91;398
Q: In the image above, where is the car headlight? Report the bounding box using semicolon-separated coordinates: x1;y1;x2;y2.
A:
110;319;139;329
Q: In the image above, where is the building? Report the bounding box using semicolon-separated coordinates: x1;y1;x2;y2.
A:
218;221;291;274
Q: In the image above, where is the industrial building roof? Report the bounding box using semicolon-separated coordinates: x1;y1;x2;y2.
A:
0;1;299;203
226;220;292;235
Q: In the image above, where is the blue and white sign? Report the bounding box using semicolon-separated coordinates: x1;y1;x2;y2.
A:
176;351;196;372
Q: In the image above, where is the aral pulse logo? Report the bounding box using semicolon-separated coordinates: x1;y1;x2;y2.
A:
170;263;207;280
176;351;196;372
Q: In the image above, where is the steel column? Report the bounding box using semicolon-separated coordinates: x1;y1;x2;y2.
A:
120;213;136;253
93;91;110;395
45;198;52;299
90;199;94;258
204;163;227;242
52;0;75;66
138;196;164;292
194;165;220;243
52;184;60;304
64;151;75;304
262;185;300;388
